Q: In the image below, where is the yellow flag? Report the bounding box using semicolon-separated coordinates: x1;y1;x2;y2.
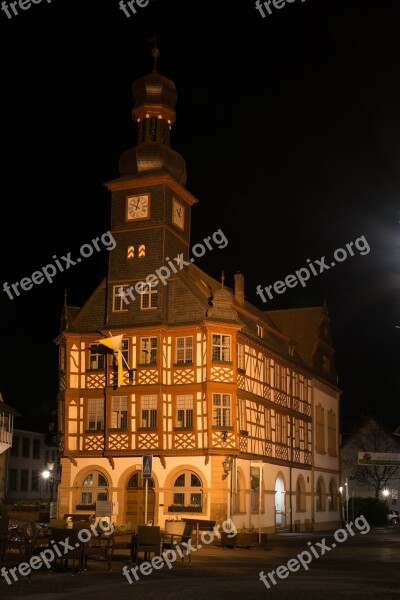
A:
96;334;124;387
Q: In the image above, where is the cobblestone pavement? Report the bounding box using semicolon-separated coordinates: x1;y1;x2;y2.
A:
1;527;399;600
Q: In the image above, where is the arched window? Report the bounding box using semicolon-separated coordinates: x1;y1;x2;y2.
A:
296;475;306;512
170;471;202;512
80;471;108;506
328;478;337;511
316;477;326;511
127;473;154;488
138;244;145;257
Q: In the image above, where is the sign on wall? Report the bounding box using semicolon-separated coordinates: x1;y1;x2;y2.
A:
358;452;400;466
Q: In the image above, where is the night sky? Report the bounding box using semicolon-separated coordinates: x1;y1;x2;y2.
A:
0;0;399;431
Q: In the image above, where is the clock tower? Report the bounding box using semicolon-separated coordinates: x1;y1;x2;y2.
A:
104;48;199;325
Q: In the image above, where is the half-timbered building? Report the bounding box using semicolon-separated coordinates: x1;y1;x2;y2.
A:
55;50;341;532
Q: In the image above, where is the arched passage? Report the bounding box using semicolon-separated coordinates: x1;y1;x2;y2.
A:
275;473;286;528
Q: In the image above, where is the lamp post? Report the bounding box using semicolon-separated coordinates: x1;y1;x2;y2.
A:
222;457;233;522
42;462;56;504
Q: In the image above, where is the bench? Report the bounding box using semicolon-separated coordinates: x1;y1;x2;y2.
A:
179;519;217;546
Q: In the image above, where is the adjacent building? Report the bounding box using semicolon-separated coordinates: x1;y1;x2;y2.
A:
55;50;341;532
0;392;19;502
6;428;58;503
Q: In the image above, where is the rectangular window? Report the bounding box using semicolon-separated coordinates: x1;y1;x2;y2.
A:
327;410;337;455
237;343;244;370
212;334;231;362
238;398;246;431
140;337;157;364
274;364;287;392
112;396;128;429
89;344;105;371
9;468;17;491
81;492;93;505
263;357;270;385
176;395;193;428
294;418;300;448
88;398;104;431
141;395;158;428
316;404;325;453
265;408;272;440
140;283;158;309
113;285;129;312
31;470;41;492
22;437;30;458
32;439;41;459
176;336;193;364
276;413;287;444
121;338;129;368
11;437;18;457
173;492;185;506
212;393;231;427
20;469;29;492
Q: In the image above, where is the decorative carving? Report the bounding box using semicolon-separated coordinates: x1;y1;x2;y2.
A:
106;455;115;469
159;455;166;469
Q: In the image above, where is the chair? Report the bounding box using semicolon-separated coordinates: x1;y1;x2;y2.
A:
50;527;84;573
161;523;194;565
1;521;39;577
83;532;114;571
135;525;160;563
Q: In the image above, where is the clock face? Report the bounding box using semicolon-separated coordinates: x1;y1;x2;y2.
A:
126;194;150;221
172;198;185;230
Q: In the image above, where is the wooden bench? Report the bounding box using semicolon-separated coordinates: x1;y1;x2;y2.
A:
179;519;217;546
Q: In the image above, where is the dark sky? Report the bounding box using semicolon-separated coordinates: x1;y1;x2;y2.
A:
0;0;399;430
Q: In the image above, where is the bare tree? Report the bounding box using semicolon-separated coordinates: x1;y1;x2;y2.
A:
343;419;400;498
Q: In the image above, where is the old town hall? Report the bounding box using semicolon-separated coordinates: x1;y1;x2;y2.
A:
55;48;341;533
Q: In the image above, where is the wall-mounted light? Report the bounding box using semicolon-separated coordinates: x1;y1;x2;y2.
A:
222;456;233;475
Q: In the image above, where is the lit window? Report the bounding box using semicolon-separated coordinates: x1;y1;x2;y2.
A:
80;471;108;506
176;336;193;364
89;344;105;371
238;398;246;431
113;285;129;312
112;396;128;429
257;325;263;338
121;338;129;368
88;398;104;431
141;395;158;428
237;343;244;370
127;246;134;259
138;244;145;257
212;393;231;427
176;395;193;428
140;337;157;364
140;283;158;309
276;412;288;444
316;404;325;453
212;334;231;362
171;471;202;510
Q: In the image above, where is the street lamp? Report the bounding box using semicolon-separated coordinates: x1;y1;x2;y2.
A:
222;457;233;522
42;462;56;503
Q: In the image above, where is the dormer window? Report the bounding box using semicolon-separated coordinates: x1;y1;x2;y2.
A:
322;355;331;372
257;325;264;338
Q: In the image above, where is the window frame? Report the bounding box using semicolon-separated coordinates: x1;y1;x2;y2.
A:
212;393;232;427
141;395;158;429
140;337;157;365
112;285;129;312
111;396;128;429
140;283;158;310
176;336;193;365
211;334;231;362
176;395;194;429
87;398;105;432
